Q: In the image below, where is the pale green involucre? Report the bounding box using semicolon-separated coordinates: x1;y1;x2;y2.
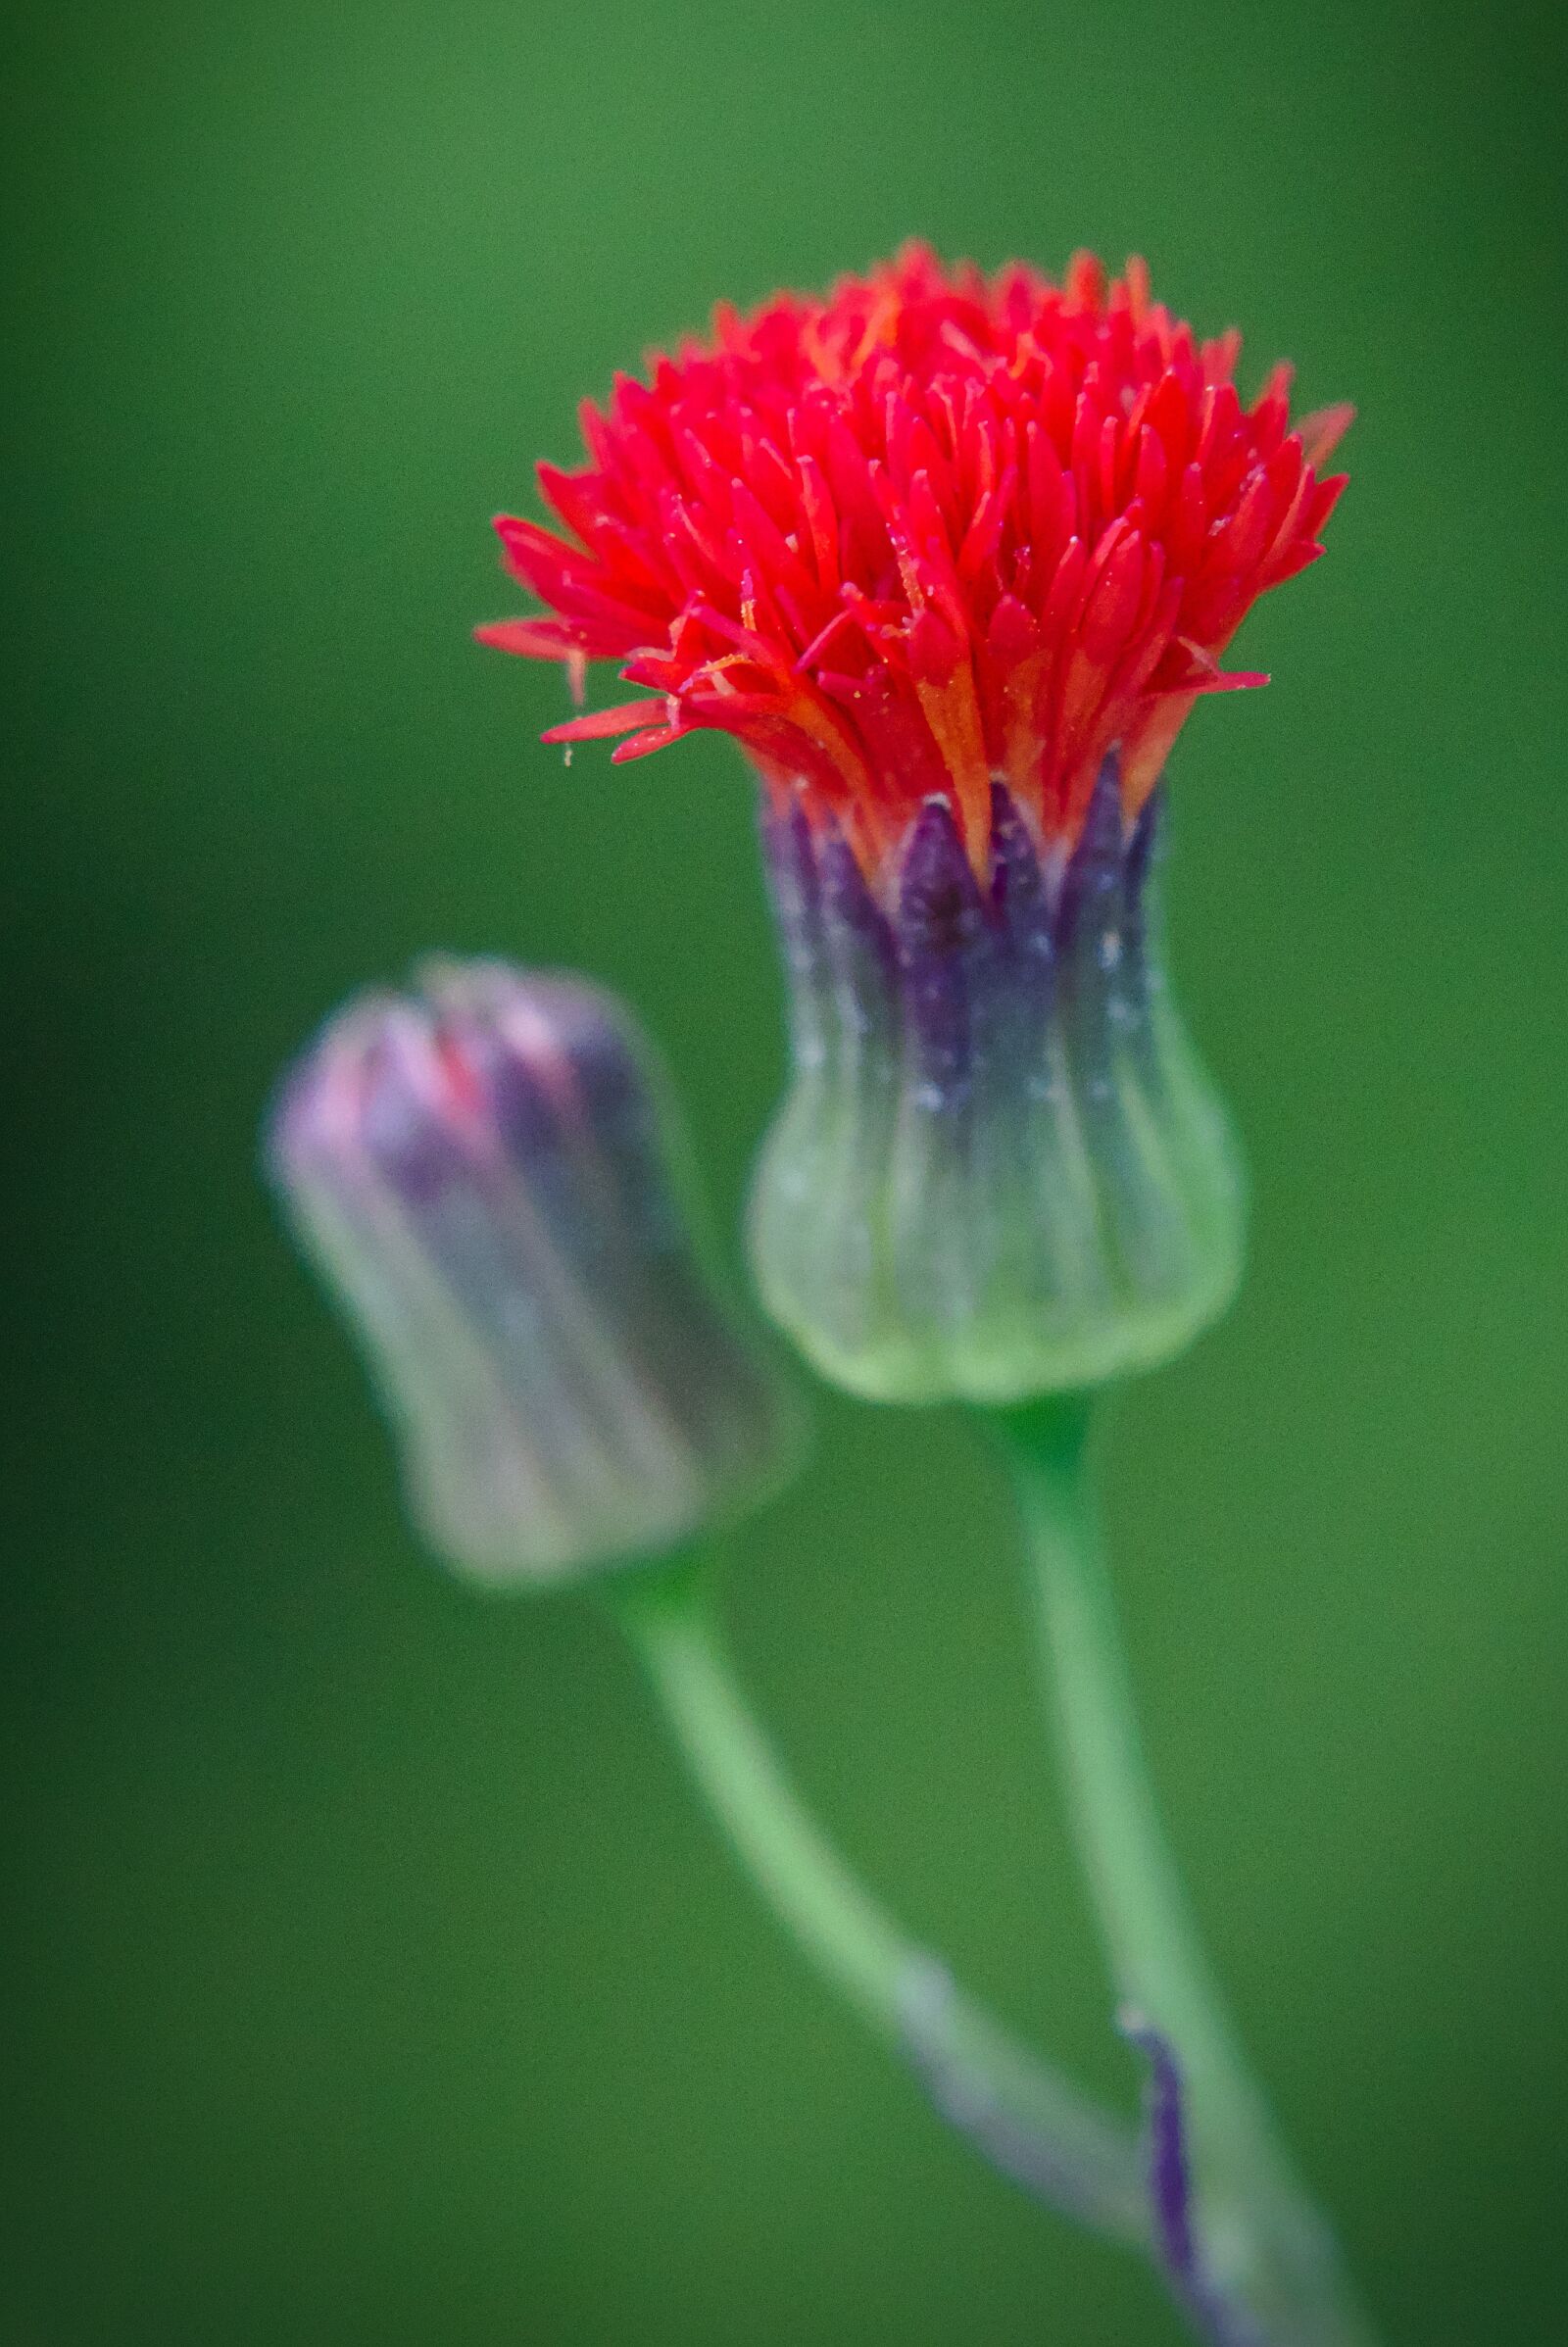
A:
748;768;1245;1406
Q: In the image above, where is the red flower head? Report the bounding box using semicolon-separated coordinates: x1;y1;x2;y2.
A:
478;243;1349;880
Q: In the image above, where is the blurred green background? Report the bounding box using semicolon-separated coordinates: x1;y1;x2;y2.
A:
5;1;1566;2340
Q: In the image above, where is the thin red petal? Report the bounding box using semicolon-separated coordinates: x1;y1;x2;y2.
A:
611;724;689;761
474;617;614;659
1298;403;1356;468
541;699;665;744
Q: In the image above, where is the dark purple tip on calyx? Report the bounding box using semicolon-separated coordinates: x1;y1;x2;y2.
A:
988;783;1054;960
1124;782;1164;914
819;811;895;953
898;796;996;1099
760;790;825;962
1055;752;1125;952
900;795;987;954
816;811;900;1010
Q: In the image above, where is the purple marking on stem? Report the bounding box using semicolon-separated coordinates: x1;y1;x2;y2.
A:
1122;2011;1199;2280
1119;2012;1265;2347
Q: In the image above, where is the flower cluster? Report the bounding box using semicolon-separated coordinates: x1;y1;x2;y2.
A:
478;242;1348;880
265;245;1365;2347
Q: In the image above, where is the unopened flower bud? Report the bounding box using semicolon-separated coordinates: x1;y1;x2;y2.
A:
267;958;798;1582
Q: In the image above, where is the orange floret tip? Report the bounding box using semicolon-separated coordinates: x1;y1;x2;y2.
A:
477;243;1350;879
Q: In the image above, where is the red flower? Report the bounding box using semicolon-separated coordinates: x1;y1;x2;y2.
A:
478;244;1349;878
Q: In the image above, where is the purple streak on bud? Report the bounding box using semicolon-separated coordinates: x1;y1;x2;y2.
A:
1120;2012;1263;2347
268;959;799;1584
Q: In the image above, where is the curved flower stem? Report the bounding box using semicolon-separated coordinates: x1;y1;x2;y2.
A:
609;1552;1151;2247
990;1394;1382;2347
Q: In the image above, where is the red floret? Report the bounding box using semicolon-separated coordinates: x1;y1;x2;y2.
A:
478;243;1349;879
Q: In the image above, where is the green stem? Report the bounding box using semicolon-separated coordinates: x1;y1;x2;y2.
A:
610;1553;1150;2246
992;1394;1381;2347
